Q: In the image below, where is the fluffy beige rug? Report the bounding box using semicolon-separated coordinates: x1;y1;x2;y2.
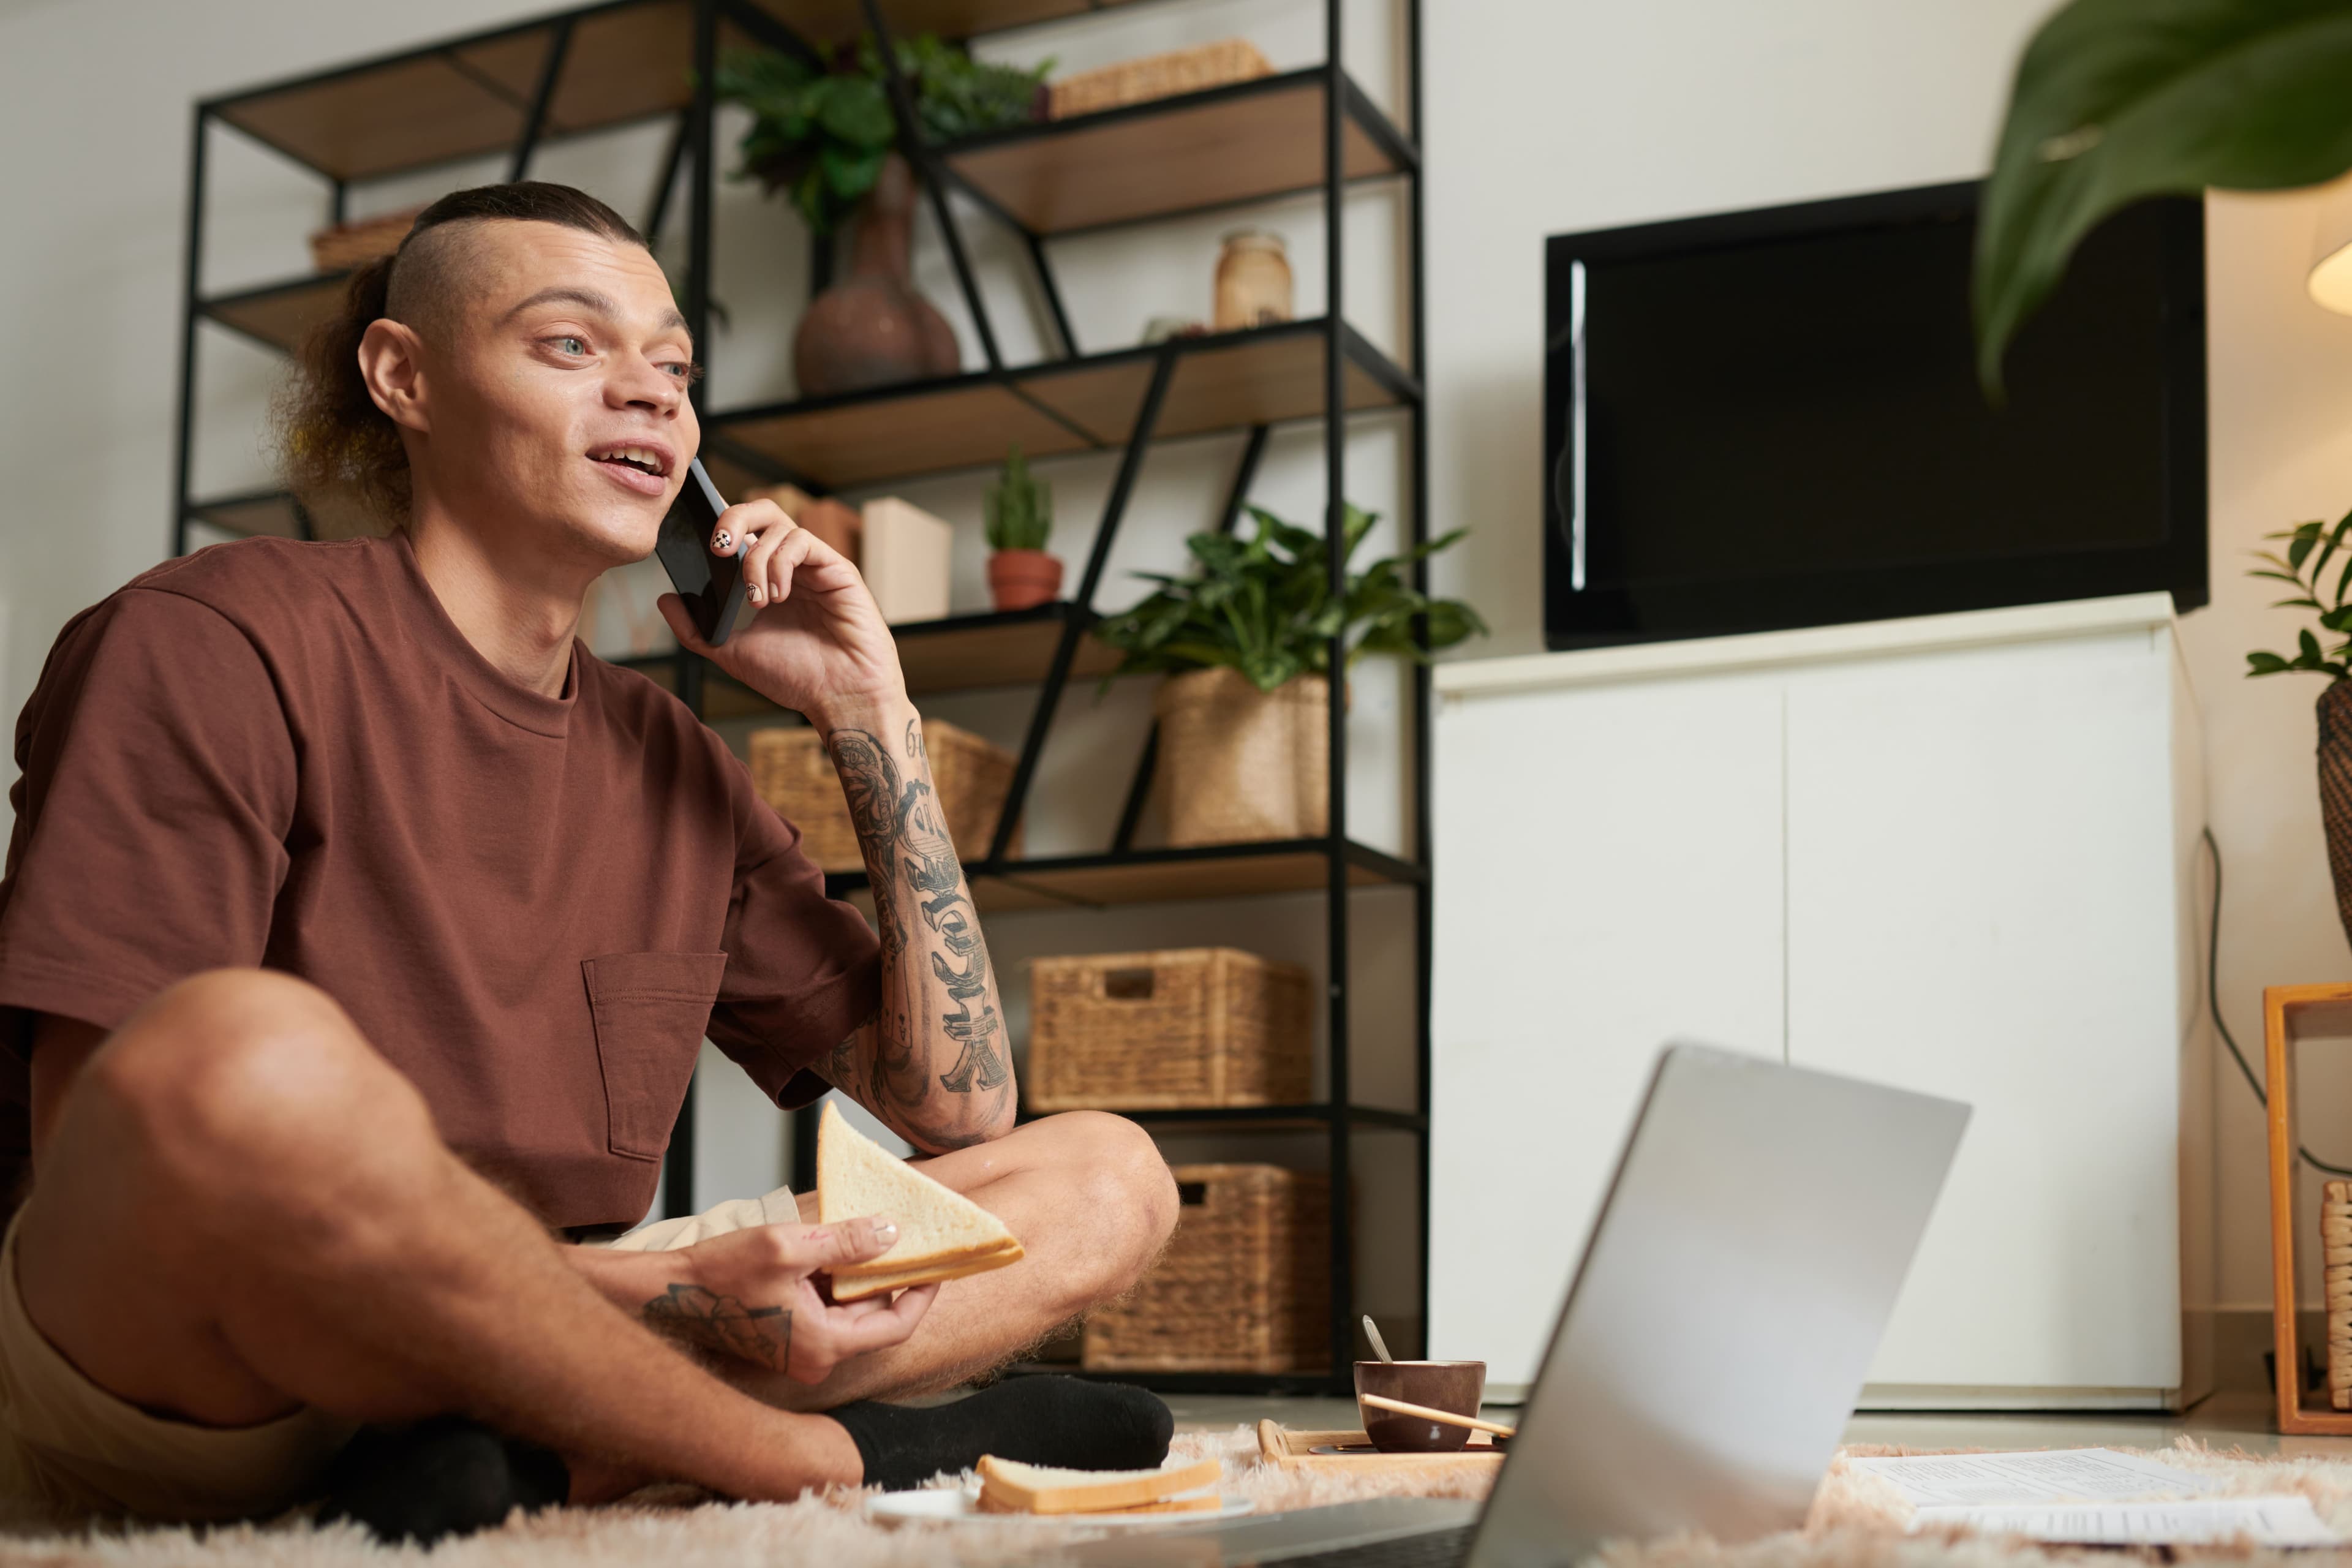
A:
0;1431;2346;1566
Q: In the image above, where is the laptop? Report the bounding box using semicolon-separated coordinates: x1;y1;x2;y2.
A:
1069;1042;1969;1568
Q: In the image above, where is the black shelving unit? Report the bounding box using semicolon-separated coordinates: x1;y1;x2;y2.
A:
172;0;1428;1396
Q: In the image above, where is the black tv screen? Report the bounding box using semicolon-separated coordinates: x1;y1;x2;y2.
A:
1542;182;2206;648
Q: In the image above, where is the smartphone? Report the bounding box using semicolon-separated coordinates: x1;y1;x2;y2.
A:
652;458;748;648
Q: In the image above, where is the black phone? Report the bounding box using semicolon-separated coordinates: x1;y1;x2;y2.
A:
652;458;748;648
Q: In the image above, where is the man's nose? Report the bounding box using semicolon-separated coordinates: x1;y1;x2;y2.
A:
609;357;683;415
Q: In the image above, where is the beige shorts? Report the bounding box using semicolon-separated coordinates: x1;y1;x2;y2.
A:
0;1185;796;1524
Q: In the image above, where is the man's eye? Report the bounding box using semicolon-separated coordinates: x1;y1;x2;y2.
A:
554;336;587;355
662;361;690;380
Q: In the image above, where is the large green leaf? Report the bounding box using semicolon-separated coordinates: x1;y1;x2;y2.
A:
1977;0;2352;395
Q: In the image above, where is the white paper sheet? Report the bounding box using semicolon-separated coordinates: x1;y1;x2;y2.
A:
1846;1449;2222;1507
1911;1497;2339;1547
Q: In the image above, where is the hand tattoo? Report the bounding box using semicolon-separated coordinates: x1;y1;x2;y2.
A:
827;725;1010;1145
642;1283;791;1370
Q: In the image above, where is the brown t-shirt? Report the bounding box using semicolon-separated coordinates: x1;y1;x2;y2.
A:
0;531;878;1228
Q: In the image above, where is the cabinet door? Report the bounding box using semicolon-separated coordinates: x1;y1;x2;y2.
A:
1430;674;1785;1389
1785;633;2181;1395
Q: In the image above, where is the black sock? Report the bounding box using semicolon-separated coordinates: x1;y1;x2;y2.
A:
317;1416;570;1545
827;1376;1173;1491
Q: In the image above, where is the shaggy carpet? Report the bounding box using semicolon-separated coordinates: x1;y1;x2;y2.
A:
0;1430;2346;1566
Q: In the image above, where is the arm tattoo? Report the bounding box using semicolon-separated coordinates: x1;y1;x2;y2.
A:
641;1283;791;1370
827;723;1011;1146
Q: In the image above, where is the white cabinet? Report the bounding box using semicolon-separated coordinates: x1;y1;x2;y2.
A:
1430;595;2215;1409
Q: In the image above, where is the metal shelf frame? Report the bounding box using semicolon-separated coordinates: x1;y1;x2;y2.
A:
171;0;1428;1398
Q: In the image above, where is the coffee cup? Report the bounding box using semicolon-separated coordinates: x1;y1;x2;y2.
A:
1354;1359;1487;1453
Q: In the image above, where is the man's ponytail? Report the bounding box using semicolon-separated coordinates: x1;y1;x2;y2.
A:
273;252;410;531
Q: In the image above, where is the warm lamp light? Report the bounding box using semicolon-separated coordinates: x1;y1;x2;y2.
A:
2310;185;2352;315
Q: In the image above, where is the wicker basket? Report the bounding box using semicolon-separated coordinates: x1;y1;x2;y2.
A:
2329;1180;2352;1408
748;719;1018;873
308;208;421;273
1027;948;1310;1112
1082;1164;1329;1374
1155;668;1330;847
1047;37;1274;120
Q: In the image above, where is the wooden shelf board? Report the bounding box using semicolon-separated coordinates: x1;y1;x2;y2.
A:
203;274;350;356
712;319;1409;491
720;378;1095;492
947;70;1403;235
611;605;1112;707
185;489;385;542
775;0;1137;42
971;842;1415;912
896;606;1121;693
209;0;758;181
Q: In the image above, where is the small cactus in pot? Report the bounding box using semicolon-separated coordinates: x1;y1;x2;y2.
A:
984;445;1063;611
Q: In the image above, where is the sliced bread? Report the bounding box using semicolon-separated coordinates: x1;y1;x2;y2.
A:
974;1455;1222;1515
816;1102;1023;1300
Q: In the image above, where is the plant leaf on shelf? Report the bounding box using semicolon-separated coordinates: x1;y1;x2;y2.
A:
1974;0;2352;397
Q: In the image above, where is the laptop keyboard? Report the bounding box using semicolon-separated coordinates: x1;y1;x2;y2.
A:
1275;1525;1476;1568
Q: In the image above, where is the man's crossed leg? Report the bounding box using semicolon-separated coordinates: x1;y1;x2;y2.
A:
7;968;1178;1523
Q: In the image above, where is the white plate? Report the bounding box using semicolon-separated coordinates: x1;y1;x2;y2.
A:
868;1485;1253;1528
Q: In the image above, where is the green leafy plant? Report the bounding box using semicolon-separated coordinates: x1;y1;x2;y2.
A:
1975;0;2352;396
2248;510;2352;680
984;445;1053;552
1095;504;1487;695
714;37;1047;235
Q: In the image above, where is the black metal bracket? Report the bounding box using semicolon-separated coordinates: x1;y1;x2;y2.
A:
507;18;576;183
643;110;690;246
859;0;1005;374
988;349;1177;865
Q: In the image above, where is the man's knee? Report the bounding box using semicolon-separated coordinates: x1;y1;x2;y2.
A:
1039;1111;1178;1292
81;968;431;1203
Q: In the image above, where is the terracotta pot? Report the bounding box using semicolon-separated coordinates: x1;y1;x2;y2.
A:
1153;668;1332;847
2320;681;2352;951
794;155;960;397
987;549;1063;612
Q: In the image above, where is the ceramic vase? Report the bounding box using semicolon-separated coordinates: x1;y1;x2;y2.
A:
794;155;960;398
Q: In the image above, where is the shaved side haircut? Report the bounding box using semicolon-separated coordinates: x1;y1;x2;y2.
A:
275;181;649;527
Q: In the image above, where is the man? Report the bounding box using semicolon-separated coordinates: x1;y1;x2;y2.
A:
0;182;1178;1536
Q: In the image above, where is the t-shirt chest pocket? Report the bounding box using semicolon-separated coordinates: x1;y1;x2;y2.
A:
582;951;728;1161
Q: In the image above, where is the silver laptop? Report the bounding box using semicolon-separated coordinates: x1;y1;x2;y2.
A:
1068;1042;1968;1568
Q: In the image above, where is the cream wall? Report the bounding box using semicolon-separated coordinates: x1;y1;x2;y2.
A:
3;0;2350;1309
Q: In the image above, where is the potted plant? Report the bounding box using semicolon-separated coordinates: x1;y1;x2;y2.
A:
714;38;1047;396
984;445;1062;611
1095;503;1486;846
2245;513;2352;946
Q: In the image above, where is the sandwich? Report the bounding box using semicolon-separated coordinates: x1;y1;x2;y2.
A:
816;1101;1024;1302
974;1455;1223;1516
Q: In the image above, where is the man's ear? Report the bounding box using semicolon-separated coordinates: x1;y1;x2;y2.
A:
355;318;431;435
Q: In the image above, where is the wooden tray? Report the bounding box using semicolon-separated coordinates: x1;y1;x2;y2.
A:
1256;1420;1505;1476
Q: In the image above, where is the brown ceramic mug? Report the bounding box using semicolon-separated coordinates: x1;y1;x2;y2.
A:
1354;1360;1487;1453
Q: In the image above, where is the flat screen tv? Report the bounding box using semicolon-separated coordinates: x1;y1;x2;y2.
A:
1542;181;2205;649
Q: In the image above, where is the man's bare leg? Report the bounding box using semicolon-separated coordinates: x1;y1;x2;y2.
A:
15;969;865;1503
714;1110;1179;1411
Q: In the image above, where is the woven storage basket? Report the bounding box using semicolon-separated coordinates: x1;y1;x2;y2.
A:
308;208;421;273
748;719;1018;873
1027;948;1310;1111
1155;668;1329;847
1048;37;1273;119
1082;1163;1329;1374
2329;1180;2352;1408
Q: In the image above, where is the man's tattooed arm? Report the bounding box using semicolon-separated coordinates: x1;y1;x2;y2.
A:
641;1283;791;1371
820;710;1015;1150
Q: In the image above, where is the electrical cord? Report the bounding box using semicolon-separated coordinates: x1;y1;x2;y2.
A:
2203;825;2352;1177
